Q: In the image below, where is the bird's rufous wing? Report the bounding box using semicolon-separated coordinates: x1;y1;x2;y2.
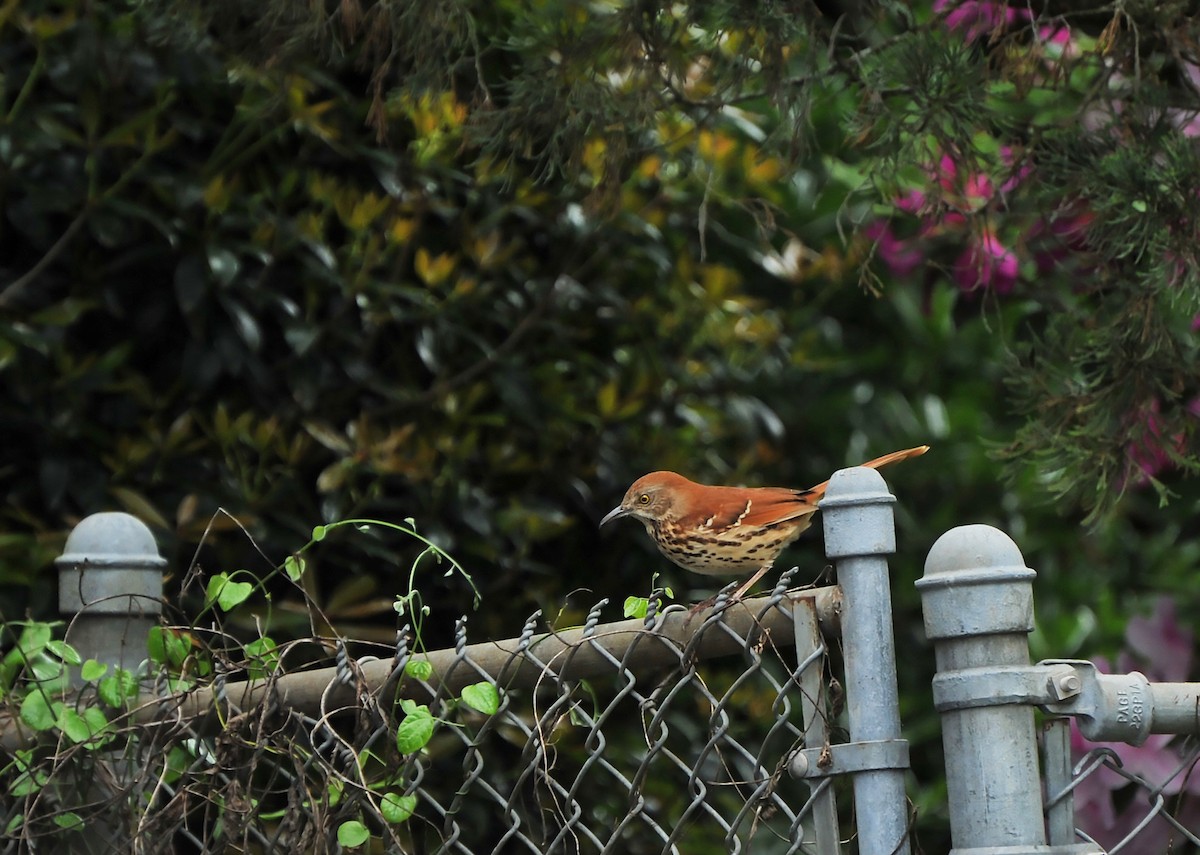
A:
733;488;822;528
682;487;816;531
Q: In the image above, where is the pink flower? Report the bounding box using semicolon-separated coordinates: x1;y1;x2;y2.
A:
953;231;1019;293
1030;207;1094;273
934;0;1031;41
1123;397;1200;486
997;145;1033;194
864;221;924;277
1125;599;1191;683
932;155;994;212
895;188;926;215
1126;400;1173;483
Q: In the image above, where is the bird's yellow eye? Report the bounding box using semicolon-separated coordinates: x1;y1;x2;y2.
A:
638;494;651;505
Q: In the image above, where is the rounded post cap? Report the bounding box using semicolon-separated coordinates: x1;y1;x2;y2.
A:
821;466;897;558
56;512;166;570
921;524;1032;584
819;465;896;509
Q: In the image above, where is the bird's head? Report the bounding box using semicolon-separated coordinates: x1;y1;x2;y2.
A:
600;471;694;528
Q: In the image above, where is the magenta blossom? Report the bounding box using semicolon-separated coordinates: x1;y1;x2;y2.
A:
1123;398;1199;487
864;221;925;278
929;153;1008;213
934;154;993;212
953;230;1019;293
895;188;926;215
1125;599;1192;683
934;0;1031;42
1029;206;1094;274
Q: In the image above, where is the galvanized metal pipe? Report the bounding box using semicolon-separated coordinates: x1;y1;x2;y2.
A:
917;524;1046;852
53;512;166;854
821;466;912;855
155;586;842;726
56;512;165;684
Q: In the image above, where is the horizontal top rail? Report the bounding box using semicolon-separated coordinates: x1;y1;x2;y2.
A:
1;584;841;749
167;586;840;722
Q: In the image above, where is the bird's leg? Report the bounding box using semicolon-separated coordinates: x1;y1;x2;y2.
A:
688;563;775;617
729;563;773;602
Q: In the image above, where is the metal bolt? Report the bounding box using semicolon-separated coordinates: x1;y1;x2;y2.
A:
790;751;809;778
1048;672;1081;701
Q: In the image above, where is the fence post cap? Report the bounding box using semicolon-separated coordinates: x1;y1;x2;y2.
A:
820;464;898;559
921;524;1031;581
56;512;166;570
820;465;895;508
917;524;1035;639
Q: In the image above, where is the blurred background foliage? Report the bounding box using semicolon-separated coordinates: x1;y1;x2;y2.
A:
1;0;1199;847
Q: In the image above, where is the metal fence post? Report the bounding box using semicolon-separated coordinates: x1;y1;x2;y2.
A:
917;524;1047;852
820;466;912;855
56;512;165;683
51;512;165;853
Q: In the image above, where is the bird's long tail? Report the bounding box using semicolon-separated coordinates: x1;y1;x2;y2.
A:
805;445;929;498
859;445;930;471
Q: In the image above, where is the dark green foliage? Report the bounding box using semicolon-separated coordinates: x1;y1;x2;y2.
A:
1;0;1199;846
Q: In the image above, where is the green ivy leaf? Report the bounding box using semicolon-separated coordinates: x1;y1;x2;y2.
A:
81;707;111;746
161;675;194;694
336;820;370;848
245;636;280;680
284;555;306;582
52;811;83;831
45;640;81;666
27;656;68;689
404;659;433;681
205;573;229;607
16;623;52;654
207;574;254;611
19;691;57;731
312;524;328;542
52;812;84;831
327;778;344;807
218;580;254;610
57;708;92;743
460;682;499;715
380;792;417;823
147;627;167;664
147;627;193;669
80;659;109;682
10;765;47;798
54;705;110;746
396;702;435;753
623;596;649;619
108;667;138;703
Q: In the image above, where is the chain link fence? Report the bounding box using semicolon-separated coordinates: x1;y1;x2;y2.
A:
3;576;853;854
1042;721;1200;854
384;579;828;854
10;477;1200;854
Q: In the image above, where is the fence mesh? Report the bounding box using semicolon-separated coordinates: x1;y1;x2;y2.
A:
2;571;843;854
1043;718;1200;854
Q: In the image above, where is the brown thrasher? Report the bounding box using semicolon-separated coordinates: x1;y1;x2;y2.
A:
601;446;929;601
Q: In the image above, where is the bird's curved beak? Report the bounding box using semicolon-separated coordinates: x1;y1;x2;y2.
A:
600;505;630;528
